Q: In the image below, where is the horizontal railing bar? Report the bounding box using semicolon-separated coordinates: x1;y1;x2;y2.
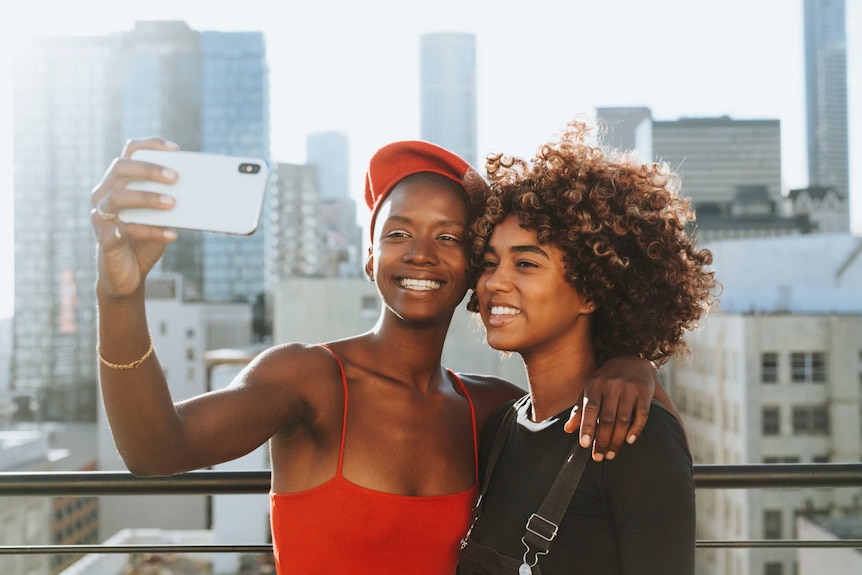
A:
0;470;270;495
693;463;862;489
0;544;273;555
2;463;862;496
697;540;862;549
1;540;861;555
0;465;859;557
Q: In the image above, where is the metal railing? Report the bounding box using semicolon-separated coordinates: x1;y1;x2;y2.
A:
0;463;861;556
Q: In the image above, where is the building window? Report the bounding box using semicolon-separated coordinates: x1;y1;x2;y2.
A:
764;562;783;575
762;406;780;436
792;405;830;435
761;352;778;383
791;352;826;383
763;509;782;539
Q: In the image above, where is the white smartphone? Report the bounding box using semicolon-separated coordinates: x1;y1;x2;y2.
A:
119;149;271;235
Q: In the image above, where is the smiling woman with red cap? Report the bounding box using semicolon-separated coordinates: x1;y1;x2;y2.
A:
89;137;672;574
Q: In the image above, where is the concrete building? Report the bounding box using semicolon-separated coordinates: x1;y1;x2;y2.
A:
0;430;53;575
266;163;326;283
0;317;12;422
666;233;862;575
803;0;850;229
420;32;478;167
305;131;363;278
97;274;254;543
785;185;849;234
652;116;782;213
12;21;270;421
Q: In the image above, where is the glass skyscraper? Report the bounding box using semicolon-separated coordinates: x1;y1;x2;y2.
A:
12;21;270;420
803;0;849;225
419;33;477;167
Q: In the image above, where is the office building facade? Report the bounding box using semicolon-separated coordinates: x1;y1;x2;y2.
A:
266;163;326;283
306;131;363;277
12;21;269;420
803;0;850;230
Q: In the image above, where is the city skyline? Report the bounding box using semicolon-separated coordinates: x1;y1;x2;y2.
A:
1;0;861;320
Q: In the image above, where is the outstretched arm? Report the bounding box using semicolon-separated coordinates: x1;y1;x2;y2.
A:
92;138;309;475
563;356;681;461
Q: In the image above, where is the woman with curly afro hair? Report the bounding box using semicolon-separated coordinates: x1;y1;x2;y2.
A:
457;119;717;575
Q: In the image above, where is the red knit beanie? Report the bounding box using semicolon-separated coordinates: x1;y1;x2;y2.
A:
364;140;471;241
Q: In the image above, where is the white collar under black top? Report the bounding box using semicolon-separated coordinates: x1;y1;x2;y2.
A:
515;397;572;432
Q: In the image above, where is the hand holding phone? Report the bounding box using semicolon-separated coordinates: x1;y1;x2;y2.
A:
120;150;270;235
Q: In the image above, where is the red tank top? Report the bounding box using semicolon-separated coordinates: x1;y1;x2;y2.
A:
269;345;479;574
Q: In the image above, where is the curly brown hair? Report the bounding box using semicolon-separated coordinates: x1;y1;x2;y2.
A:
465;120;718;366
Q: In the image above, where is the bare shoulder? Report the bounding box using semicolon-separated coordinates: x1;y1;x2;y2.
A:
454;372;526;432
233;342;344;413
245;342;336;381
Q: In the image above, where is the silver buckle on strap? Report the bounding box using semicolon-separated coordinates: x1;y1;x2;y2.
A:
525;513;558;543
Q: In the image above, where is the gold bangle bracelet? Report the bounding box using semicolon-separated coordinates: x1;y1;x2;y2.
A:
98;334;154;370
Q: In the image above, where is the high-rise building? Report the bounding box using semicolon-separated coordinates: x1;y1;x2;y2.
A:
803;0;849;230
419;32;477;167
306;131;363;277
306;131;349;202
266;163;325;284
12;21;269;420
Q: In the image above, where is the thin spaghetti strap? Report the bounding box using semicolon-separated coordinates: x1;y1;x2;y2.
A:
318;344;349;474
447;370;479;481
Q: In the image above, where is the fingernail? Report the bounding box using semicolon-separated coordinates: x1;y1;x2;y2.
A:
606;451;616;460
165;141;180;150
593;452;604;462
162;168;177;180
163;229;178;240
627;434;637;444
159;195;175;206
580;434;591;448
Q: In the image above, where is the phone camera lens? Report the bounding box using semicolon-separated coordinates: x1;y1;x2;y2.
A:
239;163;261;174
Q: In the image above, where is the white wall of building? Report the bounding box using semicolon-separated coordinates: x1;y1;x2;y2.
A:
675;312;862;575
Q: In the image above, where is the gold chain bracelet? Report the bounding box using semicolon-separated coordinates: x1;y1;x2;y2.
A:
98;334;154;370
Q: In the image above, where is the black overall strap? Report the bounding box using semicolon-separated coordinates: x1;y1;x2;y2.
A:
461;395;529;549
521;427;591;562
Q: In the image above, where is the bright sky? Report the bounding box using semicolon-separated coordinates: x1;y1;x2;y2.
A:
1;0;861;320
